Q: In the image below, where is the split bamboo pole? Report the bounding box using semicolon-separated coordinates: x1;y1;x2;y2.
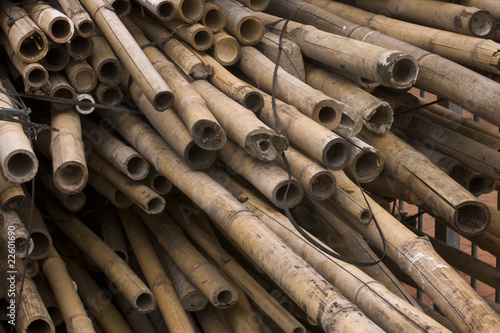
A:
112;291;158;333
164;197;306;333
81;117;150;181
358;128;490;236
89;171;132;209
298;0;500;126
79;0;173;111
0;1;48;63
99;207;129;262
25;1;74;43
50;107;88;193
41;196;157;313
48;72;76;110
153;14;214;51
88;34;121;87
134;208;238;308
41;42;70;72
64;58;97;93
218;140;304;209
196;304;234;333
124;17;226;151
210;0;265;45
1;208;33;258
234;0;271;12
134;0;175;21
93;83;123;107
63;257;134;333
305;64;393;134
113;81;217;170
65;34;94;60
344;137;384;183
202;3;227;33
258;93;351;170
212;31;241;66
118;208;196;333
239;46;345;132
0;176;24;210
142;169;172;195
274;147;336;201
75;93;95;114
210;170;450;333
192;79;288;161
462;0;500;21
86;150;165;214
97;106;386;333
39;244;95;333
56;0;95;37
33;275;64;327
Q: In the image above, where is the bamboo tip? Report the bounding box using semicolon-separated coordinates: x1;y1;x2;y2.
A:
467;174;488;196
192;121;227;151
17;31;48;63
212;287;238;309
133;291;156;313
308;171;336;201
64;192;86;212
322;139;351;170
379;53;419;90
42;44;70;72
273;179;304;209
145;196;166;214
192;29;215;51
22;317;54;333
113;0;132;17
203;6;226;32
67;35;94;60
76;20;96;38
364;103;394;134
351;151;384;183
179;0;205;23
455;202;491;236
247;0;271;12
155;1;175;20
2;150;38;184
213;35;241;66
97;60;121;86
95;84;123;106
243;91;263;112
25;64;49;88
469;10;495;37
313;100;342;130
0;187;25;210
184;142;217;170
54;162;88;193
237;17;265;45
153;91;174;111
358;208;373;225
125;155;150;180
150;175;172;195
49;17;74;43
71;67;97;93
28;231;52;260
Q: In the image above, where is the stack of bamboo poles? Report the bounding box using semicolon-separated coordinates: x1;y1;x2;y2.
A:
2;0;500;332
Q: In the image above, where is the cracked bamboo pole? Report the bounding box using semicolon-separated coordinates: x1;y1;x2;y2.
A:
0;175;24;210
88;34;122;87
65;34;93;60
65;58;97;93
202;3;227;33
135;0;176;21
25;1;75;43
55;0;94;37
344;137;384;183
192;79;288;161
88;170;133;209
212;31;241;66
99;207;129;262
41;41;70;72
79;0;173;111
118;208;196;333
48;72;76;110
0;1;48;63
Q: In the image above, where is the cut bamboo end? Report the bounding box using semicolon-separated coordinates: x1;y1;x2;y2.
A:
153;91;175;111
305;170;336;201
48;73;77;110
75;20;95;38
321;138;351;170
15;277;55;333
312;99;343;130
65;58;98;93
0;177;24;210
378;52;419;90
348;150;384;183
94;83;124;107
110;0;132;17
237;0;271;12
455;201;491;236
177;0;205;23
88;170;133;209
203;3;227;32
243;91;264;112
23;63;49;89
213;31;241;66
364;102;394;134
95;58;121;86
468;9;495;37
191;120;227;151
53;162;87;194
144;169;172;195
150;1;176;21
183;142;217;169
66;35;94;60
0;149;38;184
42;42;71;72
236;16;265;45
76;94;95;114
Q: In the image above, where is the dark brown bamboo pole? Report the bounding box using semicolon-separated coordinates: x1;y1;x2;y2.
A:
41;197;157;313
64;58;97;93
141;168;172;195
1;208;33;258
88;34;122;87
212;31;241;66
134;0;176;21
99;107;385;333
55;0;94;37
192;79;288;161
99;207;129;262
41;41;71;72
88;170;133;209
65;34;94;60
344;137;384;183
25;1;75;43
33;275;64;327
118;208;196;333
203;3;227;33
0;176;24;210
79;0;174;111
93;83;123;107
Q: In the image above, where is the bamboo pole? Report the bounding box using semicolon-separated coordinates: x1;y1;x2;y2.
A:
41;197;157;313
64;58;97;93
305;64;393;134
33;275;64;327
239;46;346;132
142;169;172;195
344;137;384;183
81;117;150;181
75;93;95;114
25;1;74;43
66;34;94;60
48;72;76;110
0;176;24;210
86;150;165;214
224;282;261;333
0;1;48;63
93;83;123;107
163;0;205;23
212;31;241;66
235;0;270;11
112;291;157;333
105;0;131;17
203;3;227;33
88;170;133;209
464;169;490;196
118;208;196;333
153;15;214;51
88;34;122;87
99;207;129;262
196;304;234;333
192;79;287;161
134;208;238;308
211;0;265;45
218;140;304;209
40;244;95;333
164;197;306;333
462;0;500;21
98;106;386;333
116;80;217;170
41;42;70;72
1;208;33;258
79;0;173;111
56;0;95;37
134;0;176;21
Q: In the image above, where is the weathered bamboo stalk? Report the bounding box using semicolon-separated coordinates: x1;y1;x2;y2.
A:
192;79;287;161
212;31;241;66
142;169;172;195
41;41;70;72
0;1;48;63
134;208;238;308
211;0;265;45
88;34;122;87
81;117;150;181
64;58;97;93
33;275;64;327
464;168;490;196
96;106;386;333
134;0;175;21
87;150;165;214
1;208;33;258
344;137;384;183
56;0;95;37
99;207;129;262
88;170;133;209
75;93;95;114
218;140;304;209
102;0;131;17
65;34;94;60
118;208;196;333
40;244;95;333
48;72;76;110
25;1;74;43
196;304;234;333
203;3;227;33
93;83;123;107
305;64;393;134
41;197;157;313
235;0;271;11
0;176;24;210
462;0;500;21
147;308;170;333
112;291;158;333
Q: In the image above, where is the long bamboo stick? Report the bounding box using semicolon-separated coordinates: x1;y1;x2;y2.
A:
25;1;75;43
88;170;133;209
157;16;214;51
99;207;129;262
100;107;385;332
56;0;95;37
88;34;122;87
134;0;176;21
33;275;64;327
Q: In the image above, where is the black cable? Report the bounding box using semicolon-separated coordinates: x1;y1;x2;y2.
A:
394;98;445;117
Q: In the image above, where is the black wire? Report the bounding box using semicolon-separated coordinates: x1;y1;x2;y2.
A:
394;98;445;117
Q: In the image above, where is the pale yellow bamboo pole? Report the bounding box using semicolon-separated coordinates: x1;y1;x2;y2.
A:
118;208;196;333
79;0;173;111
88;34;121;87
344;137;384;183
56;0;95;37
203;3;227;32
218;139;304;209
305;64;393;134
81;117;150;181
41;196;157;313
134;0;176;21
112;291;158;333
48;72;76;110
192;79;287;161
239;46;345;132
33;275;64;327
164;197;306;333
99;207;129;262
142;169;172;195
64;58;97;93
88;170;133;209
196;304;234;333
212;31;241;66
118;80;216;170
25;1;75;43
40;244;95;333
0;1;48;63
98;106;386;333
1;207;33;258
42;41;70;72
134;208;238;308
86;150;165;214
66;34;94;60
0;175;24;210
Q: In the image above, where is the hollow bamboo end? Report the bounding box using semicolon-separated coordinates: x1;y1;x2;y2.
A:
153;91;174;111
203;5;226;32
350;151;384;183
179;0;205;23
42;44;70;72
211;286;238;309
66;35;94;60
364;102;394;134
379;53;419;90
53;162;88;194
322;139;351;170
469;10;496;37
0;186;25;210
17;30;48;63
154;1;176;20
63;192;86;212
184;142;217;170
192;28;215;51
25;64;49;88
49;17;74;44
243;91;264;112
94;84;123;107
50;85;76;110
97;59;121;86
28;231;52;260
312;100;342;130
358;209;373;225
133;291;157;313
272;179;304;209
213;34;241;66
113;0;132;17
2;150;38;184
125;155;150;180
237;17;265;45
148;174;173;195
191;121;227;151
308;171;336;201
247;0;271;12
76;20;95;38
467;174;487;196
455;201;491;236
145;195;166;214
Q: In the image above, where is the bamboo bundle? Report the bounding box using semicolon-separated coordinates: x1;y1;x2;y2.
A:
42;41;70;72
0;176;24;210
40;196;157;313
211;0;265;45
212;31;241;66
88;170;133;209
88;34;122;87
56;0;95;37
25;1;74;43
48;72;76;110
202;3;227;33
118;208;196;333
344;137;384;183
65;34;94;60
79;0;173;111
134;0;176;21
192;79;288;161
100;107;384;332
99;207;129;262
